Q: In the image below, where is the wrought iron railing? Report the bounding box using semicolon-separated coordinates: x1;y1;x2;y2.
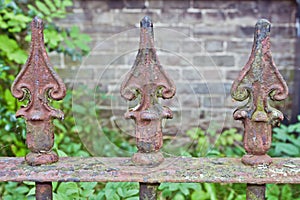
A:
0;16;299;200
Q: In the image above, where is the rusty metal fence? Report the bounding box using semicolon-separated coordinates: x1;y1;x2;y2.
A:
0;16;299;200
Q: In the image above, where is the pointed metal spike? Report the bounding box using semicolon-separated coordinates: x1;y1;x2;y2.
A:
11;17;66;166
231;19;288;166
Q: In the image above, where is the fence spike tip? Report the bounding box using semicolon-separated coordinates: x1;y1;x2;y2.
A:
231;19;288;166
32;16;43;29
11;16;66;166
120;17;175;166
140;16;153;28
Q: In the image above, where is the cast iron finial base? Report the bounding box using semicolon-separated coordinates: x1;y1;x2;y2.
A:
132;152;164;166
26;152;58;166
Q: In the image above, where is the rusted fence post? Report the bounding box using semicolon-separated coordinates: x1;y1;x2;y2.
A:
120;16;176;199
11;17;66;200
231;19;288;200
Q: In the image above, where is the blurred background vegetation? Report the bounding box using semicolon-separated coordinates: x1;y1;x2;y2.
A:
0;0;299;199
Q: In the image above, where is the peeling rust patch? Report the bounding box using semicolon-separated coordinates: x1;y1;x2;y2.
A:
120;16;175;166
231;19;288;166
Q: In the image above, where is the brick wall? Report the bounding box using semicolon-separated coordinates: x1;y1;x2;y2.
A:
53;0;297;135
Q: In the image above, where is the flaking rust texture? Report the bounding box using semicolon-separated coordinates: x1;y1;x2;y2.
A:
11;17;66;166
231;19;288;166
0;157;299;183
120;16;176;166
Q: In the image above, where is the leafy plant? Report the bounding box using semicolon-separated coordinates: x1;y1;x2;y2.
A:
266;184;300;200
97;182;139;200
269;116;300;157
0;182;31;200
184;127;244;157
158;183;246;200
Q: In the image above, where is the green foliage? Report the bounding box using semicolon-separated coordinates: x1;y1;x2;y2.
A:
0;182;31;200
158;183;246;200
69;85;137;157
97;182;139;200
267;184;300;200
0;63;27;157
25;182;139;200
184;127;244;157
269;116;300;157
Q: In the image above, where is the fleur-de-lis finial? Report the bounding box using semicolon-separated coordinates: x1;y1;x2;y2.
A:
231;19;288;165
11;17;66;166
120;16;176;166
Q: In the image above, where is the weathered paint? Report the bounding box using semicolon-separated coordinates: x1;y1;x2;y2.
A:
231;19;288;166
140;183;158;200
0;157;299;183
36;182;53;200
120;16;176;166
247;184;266;200
11;16;66;166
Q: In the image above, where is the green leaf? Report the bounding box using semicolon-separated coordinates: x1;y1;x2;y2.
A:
191;190;209;200
57;182;79;197
53;0;61;8
125;197;139;200
117;187;124;197
281;185;292;200
179;184;190;196
28;4;40;16
80;182;97;190
80;189;95;197
8;49;27;64
70;26;80;38
26;188;35;196
267;184;280;196
105;189;115;199
62;0;73;7
57;149;68;157
169;183;180;191
174;193;185;200
204;183;217;200
124;189;139;197
161;189;172;198
36;1;51;16
74;40;90;52
44;0;56;12
15;186;29;194
0;34;18;53
275;143;299;156
53;119;67;133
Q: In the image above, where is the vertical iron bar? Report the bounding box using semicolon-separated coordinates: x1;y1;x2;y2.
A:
246;184;266;200
140;183;158;200
36;182;53;200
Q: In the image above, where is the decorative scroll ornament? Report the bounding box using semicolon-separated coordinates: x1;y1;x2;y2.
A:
231;19;288;165
11;17;66;166
120;16;176;166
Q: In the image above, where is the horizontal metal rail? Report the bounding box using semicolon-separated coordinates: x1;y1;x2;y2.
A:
1;157;299;184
